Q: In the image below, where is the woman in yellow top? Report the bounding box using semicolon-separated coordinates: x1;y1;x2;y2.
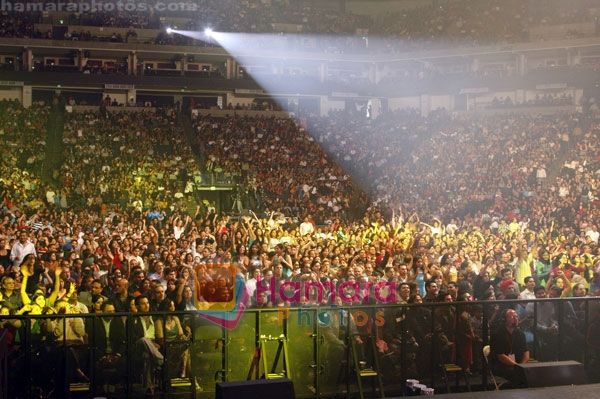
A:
515;247;534;292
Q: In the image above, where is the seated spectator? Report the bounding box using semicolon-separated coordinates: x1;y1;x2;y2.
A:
489;309;530;388
0;300;28;355
53;299;89;383
1;275;23;309
87;299;127;393
129;295;163;396
155;299;191;379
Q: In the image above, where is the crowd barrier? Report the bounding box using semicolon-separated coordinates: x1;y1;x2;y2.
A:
1;297;599;398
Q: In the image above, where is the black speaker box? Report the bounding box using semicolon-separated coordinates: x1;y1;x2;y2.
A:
518;360;587;388
216;378;295;399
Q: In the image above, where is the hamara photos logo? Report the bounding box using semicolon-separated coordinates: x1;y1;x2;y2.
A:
198;266;395;330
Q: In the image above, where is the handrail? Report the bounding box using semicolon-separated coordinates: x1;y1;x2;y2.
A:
1;297;599;397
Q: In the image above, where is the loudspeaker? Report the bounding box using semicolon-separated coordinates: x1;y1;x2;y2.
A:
216;378;295;399
518;360;587;388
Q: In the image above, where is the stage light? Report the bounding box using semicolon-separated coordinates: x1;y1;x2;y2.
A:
204;28;213;37
166;27;173;34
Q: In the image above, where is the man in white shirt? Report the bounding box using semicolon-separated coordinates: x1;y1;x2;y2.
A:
128;247;145;270
46;188;56;206
245;267;262;307
299;216;315;236
10;230;37;268
518;276;536;300
446;219;459;234
147;261;165;282
586;225;599;244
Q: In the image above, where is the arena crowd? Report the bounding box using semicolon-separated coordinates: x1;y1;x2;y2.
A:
1;92;600;394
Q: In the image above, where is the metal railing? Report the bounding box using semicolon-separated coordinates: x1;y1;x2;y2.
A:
1;297;599;398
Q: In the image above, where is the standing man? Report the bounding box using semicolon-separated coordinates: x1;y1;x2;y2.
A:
490;309;530;388
299;216;315;236
10;230;36;269
518;276;536;300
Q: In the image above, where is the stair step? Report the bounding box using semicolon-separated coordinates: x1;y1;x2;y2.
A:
359;369;378;377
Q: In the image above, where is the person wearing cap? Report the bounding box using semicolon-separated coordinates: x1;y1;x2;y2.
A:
498;279;518;299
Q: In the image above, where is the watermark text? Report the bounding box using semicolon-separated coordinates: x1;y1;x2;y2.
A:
1;0;199;13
